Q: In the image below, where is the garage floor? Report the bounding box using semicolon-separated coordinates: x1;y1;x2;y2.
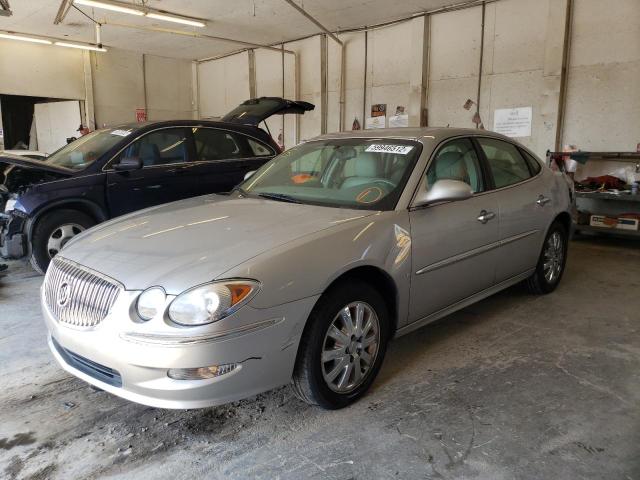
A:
1;237;639;480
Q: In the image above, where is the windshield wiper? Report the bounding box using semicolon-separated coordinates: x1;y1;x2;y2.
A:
257;192;301;204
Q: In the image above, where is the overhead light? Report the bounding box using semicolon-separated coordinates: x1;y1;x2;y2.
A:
73;0;206;27
55;41;107;52
145;12;205;28
0;32;53;45
74;0;144;16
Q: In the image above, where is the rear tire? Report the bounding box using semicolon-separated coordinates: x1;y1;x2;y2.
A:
526;220;568;295
292;280;390;409
30;209;94;275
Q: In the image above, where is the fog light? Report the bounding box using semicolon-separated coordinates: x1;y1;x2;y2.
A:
167;363;238;380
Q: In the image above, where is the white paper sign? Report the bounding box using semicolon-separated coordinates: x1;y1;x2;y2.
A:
365;144;414;155
493;107;532;137
365;116;386;129
388;115;409;128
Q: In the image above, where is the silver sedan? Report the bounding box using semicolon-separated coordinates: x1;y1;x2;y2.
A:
42;128;573;409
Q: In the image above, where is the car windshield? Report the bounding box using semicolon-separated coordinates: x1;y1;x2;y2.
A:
46;129;129;171
239;138;421;210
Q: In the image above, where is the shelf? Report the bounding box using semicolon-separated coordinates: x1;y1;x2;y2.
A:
574;224;640;238
576;192;640;203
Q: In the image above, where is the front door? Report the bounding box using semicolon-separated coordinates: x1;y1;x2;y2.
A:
408;137;499;323
106;127;193;217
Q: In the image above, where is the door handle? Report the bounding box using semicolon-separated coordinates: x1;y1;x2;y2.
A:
536;195;551;206
477;210;496;224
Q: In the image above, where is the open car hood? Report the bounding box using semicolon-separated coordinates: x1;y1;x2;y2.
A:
0;152;71;175
222;97;315;125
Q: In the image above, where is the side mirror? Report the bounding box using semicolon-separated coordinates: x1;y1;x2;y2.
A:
244;170;256;181
414;179;473;207
113;157;143;171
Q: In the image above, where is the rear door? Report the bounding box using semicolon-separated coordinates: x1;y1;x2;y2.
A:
186;127;276;196
105;127;193;217
408;137;499;322
474;137;552;283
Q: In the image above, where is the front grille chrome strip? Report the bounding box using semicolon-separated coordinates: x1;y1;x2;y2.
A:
44;257;122;328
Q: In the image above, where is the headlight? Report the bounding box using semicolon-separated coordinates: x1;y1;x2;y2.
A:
4;198;17;213
136;287;166;320
168;280;259;326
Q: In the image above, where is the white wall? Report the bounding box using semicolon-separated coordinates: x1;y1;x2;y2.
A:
563;0;640;151
0;39;85;100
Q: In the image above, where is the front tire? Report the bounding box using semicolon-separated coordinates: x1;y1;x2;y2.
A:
30;209;94;274
292;280;390;409
526;220;568;294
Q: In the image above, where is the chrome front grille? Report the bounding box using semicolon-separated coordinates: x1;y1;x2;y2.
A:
44;257;122;327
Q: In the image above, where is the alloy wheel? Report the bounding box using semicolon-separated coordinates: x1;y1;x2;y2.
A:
543;231;564;283
321;301;380;393
47;223;85;258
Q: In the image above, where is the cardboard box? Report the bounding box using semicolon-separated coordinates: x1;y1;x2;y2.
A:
590;215;639;231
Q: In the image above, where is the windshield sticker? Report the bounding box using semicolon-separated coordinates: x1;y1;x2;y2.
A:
110;129;133;137
365;144;414;155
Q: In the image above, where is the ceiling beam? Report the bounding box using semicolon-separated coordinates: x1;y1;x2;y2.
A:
0;0;12;17
282;0;342;45
54;0;74;25
102;21;296;56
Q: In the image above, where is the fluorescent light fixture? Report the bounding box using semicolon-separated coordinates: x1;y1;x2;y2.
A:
145;12;205;28
55;41;107;52
0;32;52;45
74;0;144;16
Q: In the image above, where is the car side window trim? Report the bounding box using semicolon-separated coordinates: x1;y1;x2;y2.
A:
190;127;276;163
470;135;544;195
102;126;275;172
409;136;487;210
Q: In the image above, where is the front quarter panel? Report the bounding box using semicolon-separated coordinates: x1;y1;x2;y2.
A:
220;210;412;330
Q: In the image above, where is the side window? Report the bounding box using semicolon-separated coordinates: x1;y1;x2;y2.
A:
247;138;274;157
118;128;189;167
192;128;250;161
426;138;484;193
478;138;532;188
520;148;542;175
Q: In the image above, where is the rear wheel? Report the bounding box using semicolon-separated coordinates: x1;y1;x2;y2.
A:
526;221;568;294
292;280;390;409
30;209;94;274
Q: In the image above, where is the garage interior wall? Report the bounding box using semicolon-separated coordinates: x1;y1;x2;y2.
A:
196;0;639;159
0;40;197;132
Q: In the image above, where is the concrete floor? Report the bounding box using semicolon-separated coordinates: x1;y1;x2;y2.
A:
0;236;639;480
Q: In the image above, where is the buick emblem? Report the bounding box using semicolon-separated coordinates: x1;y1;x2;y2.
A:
57;282;71;307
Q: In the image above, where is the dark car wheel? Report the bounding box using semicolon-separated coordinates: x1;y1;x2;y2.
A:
30;209;95;275
526;220;568;295
292;280;390;409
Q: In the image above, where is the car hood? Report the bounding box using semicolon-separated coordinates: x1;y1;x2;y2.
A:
0;152;71;175
61;194;376;292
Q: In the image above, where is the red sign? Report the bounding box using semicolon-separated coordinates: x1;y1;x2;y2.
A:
136;108;147;122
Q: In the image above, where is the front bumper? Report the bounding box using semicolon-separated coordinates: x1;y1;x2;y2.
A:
44;288;319;409
0;212;27;259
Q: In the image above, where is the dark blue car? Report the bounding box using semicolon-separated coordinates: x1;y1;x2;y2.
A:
0;97;314;273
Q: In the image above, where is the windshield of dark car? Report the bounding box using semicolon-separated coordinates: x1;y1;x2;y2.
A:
45;129;130;171
239;138;421;210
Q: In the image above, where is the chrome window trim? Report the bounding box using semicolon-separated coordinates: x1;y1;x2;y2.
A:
101;125;275;173
408;134;544;209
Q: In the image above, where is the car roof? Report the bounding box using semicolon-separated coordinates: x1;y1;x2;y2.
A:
311;127;515;144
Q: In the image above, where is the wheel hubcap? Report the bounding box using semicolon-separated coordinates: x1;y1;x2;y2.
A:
321;301;380;393
47;223;85;259
542;231;564;283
